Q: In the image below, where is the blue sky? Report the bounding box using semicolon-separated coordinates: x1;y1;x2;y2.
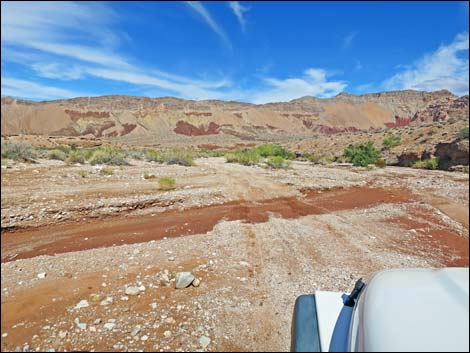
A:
1;1;469;102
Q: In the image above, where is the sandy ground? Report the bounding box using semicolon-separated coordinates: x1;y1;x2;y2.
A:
1;157;468;352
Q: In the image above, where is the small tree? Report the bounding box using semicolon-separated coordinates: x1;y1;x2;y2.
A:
344;141;380;167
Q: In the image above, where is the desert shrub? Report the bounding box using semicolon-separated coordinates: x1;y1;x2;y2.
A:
143;171;157;179
145;148;194;166
77;170;88;178
100;166;114;175
375;159;387;168
89;146;129;166
225;149;260;166
255;144;294;159
447;118;457;124
164;149;195;166
382;135;401;149
196;148;227;158
65;150;86;164
126;149;147;160
158;177;176;190
412;158;439;170
458;127;469;140
1;142;37;161
47;149;67;161
266;156;290;169
344;141;380;167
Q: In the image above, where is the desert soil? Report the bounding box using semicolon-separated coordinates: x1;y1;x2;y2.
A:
1;157;468;352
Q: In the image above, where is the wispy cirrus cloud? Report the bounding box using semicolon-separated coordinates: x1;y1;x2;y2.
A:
383;32;469;95
185;1;232;49
251;68;347;104
1;1;234;100
1;77;86;100
229;1;249;32
342;31;358;49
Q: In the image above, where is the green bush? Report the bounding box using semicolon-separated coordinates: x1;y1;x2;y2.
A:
89;146;129;166
1;142;37;161
158;177;176;190
65;150;86;164
447;118;457;124
382;135;401;149
266;156;290;169
225;149;260;166
344;141;380;167
458;127;469;140
255;144;294;159
47;149;67;161
412;158;439;170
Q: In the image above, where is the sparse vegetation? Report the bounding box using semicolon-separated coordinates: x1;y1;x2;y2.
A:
77;170;88;178
65;151;86;165
158;176;176;190
143;171;157;180
382;134;401;149
100;166;114;175
344;141;380;167
47;149;67;161
255;144;294;159
145;148;194;166
266;156;291;169
447;118;457;124
225;149;260;166
412;158;439;170
375;159;387;168
1;142;37;162
458;127;469;140
89;146;130;166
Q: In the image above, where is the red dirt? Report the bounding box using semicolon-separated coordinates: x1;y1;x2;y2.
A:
65;109;110;121
1;187;414;262
387;208;469;267
120;123;137;136
173;121;220;136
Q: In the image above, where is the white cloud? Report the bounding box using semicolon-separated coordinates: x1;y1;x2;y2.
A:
185;1;232;49
31;63;84;80
1;1;233;100
383;32;469;95
251;68;347;104
342;31;358;49
1;77;85;100
229;1;249;32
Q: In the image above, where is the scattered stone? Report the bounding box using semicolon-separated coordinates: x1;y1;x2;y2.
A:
163;330;172;338
150;302;157;310
100;296;113;306
138;285;146;292
93;318;102;325
192;278;201;287
74;318;87;330
125;286;140;296
131;325;142;337
74;300;89;310
164;317;176;324
199;336;211;348
2;333;8;338
37;272;47;279
168;256;175;261
175;272;195;289
89;293;102;303
58;331;67;339
141;335;149;341
103;322;115;331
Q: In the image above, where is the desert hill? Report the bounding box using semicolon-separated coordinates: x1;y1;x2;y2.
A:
1;90;468;145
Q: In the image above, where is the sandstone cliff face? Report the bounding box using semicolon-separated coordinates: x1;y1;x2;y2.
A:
1;90;468;142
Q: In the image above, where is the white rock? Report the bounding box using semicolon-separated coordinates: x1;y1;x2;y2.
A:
100;296;113;306
163;330;172;338
74;300;89;310
175;272;195;289
138;285;146;291
141;335;149;341
199;336;211;348
192;278;201;287
37;272;47;279
131;325;142;337
2;333;8;338
103;322;115;331
125;286;140;296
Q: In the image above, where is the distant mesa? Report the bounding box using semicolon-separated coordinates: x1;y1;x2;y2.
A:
1;90;468;141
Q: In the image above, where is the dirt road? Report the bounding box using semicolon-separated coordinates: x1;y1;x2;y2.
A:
1;158;468;352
